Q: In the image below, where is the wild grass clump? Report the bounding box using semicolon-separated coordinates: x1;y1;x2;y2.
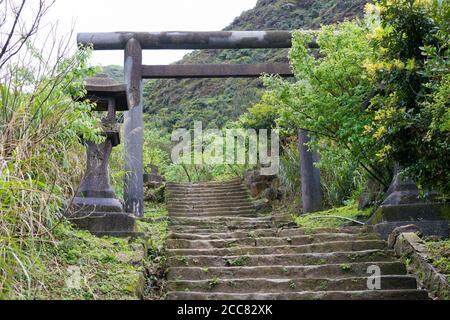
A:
0;47;101;297
0;0;102;297
294;204;373;230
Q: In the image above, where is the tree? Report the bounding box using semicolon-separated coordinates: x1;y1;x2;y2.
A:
0;0;53;70
367;0;450;196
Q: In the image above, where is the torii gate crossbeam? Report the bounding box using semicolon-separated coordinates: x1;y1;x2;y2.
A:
78;31;318;216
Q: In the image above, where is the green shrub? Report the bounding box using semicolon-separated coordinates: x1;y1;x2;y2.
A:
366;0;450;196
0;35;101;298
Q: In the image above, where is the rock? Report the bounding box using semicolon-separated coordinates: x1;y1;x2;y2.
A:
262;188;277;201
388;225;423;249
144;165;165;189
245;170;280;199
254;198;271;213
144;184;166;203
250;182;267;198
392;232;450;300
358;178;384;210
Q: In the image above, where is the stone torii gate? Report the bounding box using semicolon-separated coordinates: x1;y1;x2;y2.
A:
78;31;321;217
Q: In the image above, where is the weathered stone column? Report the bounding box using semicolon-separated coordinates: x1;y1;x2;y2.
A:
76;137;122;211
298;129;323;213
124;38;144;217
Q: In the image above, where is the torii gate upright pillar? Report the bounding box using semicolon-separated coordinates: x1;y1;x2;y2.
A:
124;39;144;217
298;129;323;213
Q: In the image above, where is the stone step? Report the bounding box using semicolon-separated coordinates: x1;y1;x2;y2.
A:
168;184;248;189
167;188;248;194
168;200;253;207
168;193;252;200
169;227;374;239
168;205;255;214
167;177;242;186
165;181;428;300
167;195;251;202
167;180;243;188
167;183;246;190
167;275;418;293
168;203;254;211
169;211;257;218
167;289;430;300
169;222;295;232
166;240;388;257
167;189;250;197
170;215;271;223
167;262;407;281
168;184;247;190
166;233;380;250
167;250;396;267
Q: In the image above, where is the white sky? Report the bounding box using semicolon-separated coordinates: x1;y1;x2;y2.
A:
47;0;258;66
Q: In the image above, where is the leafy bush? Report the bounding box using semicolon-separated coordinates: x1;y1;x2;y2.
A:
0;6;101;296
237;17;387;207
366;0;450;196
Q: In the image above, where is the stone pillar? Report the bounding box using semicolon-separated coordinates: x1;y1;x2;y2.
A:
124;38;144;217
74;138;122;212
298;129;323;213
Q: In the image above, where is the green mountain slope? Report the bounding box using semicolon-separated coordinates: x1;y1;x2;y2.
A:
105;0;369;130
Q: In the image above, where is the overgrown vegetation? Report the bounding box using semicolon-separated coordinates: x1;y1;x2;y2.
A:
238;0;450;209
425;239;450;284
9;224;144;300
293;204;372;230
367;0;450;196
0;0;105;297
138;204;169;300
0;0;169;300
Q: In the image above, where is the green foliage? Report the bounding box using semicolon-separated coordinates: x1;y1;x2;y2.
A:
240;17;386;207
141;0;368;133
367;0;450;196
294;205;372;229
138;204;169;256
0;44;104;298
277;19;387;186
15;224;143;300
425;238;450;281
208;277;220;289
101;65;124;83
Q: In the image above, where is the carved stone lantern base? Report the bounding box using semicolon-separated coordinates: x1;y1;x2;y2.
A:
68;74;140;237
69;136;137;236
370;167;450;239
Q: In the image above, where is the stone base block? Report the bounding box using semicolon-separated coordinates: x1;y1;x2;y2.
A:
70;211;137;236
374;220;450;239
72;196;123;213
92;231;145;238
372;203;450;223
371;202;450;239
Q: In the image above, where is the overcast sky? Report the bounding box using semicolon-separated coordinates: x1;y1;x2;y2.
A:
47;0;258;66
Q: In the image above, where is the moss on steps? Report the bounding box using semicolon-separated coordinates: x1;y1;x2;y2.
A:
3;204;169;300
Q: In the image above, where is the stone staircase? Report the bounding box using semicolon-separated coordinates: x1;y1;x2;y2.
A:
165;179;429;300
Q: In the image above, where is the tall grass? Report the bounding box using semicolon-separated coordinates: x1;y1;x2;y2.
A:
0;30;100;297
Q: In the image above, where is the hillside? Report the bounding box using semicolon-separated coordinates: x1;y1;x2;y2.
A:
105;0;369;130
